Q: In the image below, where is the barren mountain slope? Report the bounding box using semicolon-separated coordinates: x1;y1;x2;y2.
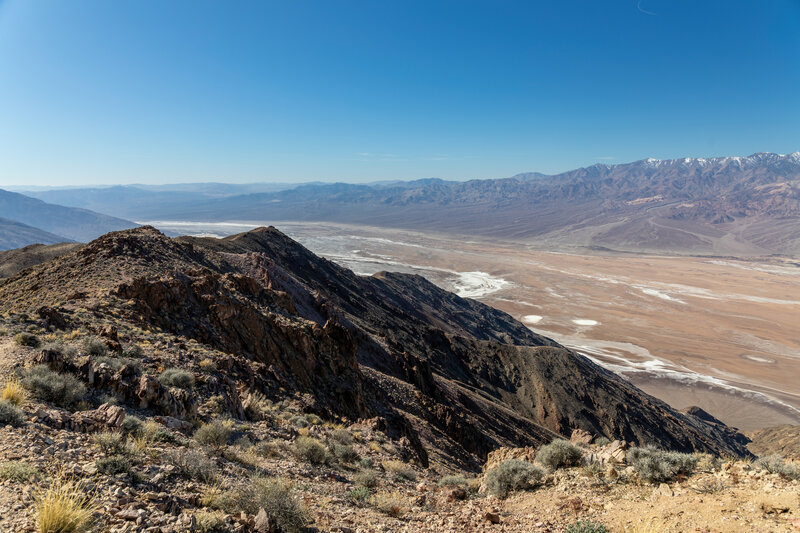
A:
0;227;751;469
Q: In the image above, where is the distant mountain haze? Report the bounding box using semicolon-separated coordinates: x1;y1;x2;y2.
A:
0;188;137;244
0;218;70;251
13;151;800;256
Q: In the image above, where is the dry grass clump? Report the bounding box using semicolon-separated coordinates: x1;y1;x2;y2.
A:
194;419;233;450
1;377;27;406
438;474;467;487
294;436;329;465
93;431;130;456
194;509;228;532
36;475;95;533
536;438;584;470
484;459;545;498
163;448;218;483
353;469;379;488
564;519;611;533
382;459;417;482
372;490;407;518
14;332;40;348
210;477;310;533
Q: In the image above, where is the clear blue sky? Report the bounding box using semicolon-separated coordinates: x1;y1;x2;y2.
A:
1;0;799;186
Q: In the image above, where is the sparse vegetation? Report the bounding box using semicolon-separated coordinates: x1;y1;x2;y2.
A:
353;468;379;488
628;445;698;484
484;459;545;498
96;455;133;475
564;519;611;533
0;399;25;426
372;490;407;518
194;509;228;532
19;365;86;409
222;477;310;533
536;439;584;470
163;448;218;483
382;459;417;482
348;485;371;505
294;436;329;464
194;419;233;450
82;336;108;357
121;415;143;435
93;431;129;456
754;455;799;480
0;460;40;482
2;377;27;406
36;475;95;533
158;367;195;389
330;442;359;463
14;332;40;348
438;474;468;487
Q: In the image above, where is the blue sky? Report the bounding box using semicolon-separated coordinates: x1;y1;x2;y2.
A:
1;0;799;186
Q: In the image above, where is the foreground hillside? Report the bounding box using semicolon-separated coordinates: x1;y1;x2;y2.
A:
0;226;785;531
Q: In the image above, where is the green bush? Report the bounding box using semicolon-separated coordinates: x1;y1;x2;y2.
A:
438;475;467;487
294;436;329;465
0;461;39;482
159;368;195;389
194;420;233;449
329;428;353;445
19;365;86;409
121;416;143;436
83;337;108;357
163;448;218;483
290;415;309;428
484;459;545;498
564;519;611;533
536;439;584;470
754;455;799;480
627;445;698;484
0;400;25;427
14;332;40;348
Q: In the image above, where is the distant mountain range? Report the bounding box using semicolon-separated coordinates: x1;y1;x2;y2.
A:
0;188;137;250
8;151;800;255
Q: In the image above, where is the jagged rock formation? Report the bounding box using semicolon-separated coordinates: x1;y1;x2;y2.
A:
0;226;751;468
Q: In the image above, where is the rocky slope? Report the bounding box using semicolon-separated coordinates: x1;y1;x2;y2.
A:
0;226;750;467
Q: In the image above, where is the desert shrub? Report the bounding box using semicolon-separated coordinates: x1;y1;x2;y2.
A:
96;456;133;475
227;477;310;533
164;448;218;483
348;485;371;505
122;344;143;358
294;436;329;464
382;459;417;482
159;367;195;389
36;476;95;533
372;491;407;518
2;378;26;406
594;437;611;446
583;460;603;478
194;419;233;449
141;420;184;445
438;474;467;487
242;390;269;421
484;459;545;498
82;337;108;357
564;519;611;533
14;332;40;348
198;358;217;372
290;415;309;428
353;469;378;488
93;431;129;456
628;445;698;484
330;428;353;445
754;455;799;480
330;442;359;464
20;365;86;409
194;510;228;533
536;439;584;470
256;439;289;459
0;399;25;426
0;460;40;482
304;413;321;425
358;457;374;469
94;356;141;372
121;415;143;436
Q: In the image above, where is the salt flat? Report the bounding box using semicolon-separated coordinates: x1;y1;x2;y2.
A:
149;220;800;431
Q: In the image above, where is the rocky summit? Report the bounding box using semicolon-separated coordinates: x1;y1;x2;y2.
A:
0;226;791;533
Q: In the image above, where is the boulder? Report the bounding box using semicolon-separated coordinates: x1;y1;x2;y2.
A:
570;428;594;445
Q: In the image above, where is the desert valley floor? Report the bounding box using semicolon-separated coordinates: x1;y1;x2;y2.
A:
148;221;800;433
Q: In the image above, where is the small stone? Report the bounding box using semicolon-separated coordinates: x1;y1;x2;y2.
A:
484;512;501;524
